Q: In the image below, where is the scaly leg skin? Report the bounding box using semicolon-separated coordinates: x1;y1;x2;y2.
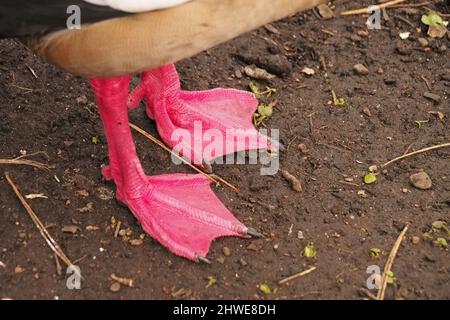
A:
128;64;278;170
90;76;257;262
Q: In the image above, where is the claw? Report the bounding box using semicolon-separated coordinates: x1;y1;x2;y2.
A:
202;160;213;174
245;227;263;238
197;256;212;264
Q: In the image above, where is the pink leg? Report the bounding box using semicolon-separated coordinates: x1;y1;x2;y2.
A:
90;76;257;262
128;64;278;170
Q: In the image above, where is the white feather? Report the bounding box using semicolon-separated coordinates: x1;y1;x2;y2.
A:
83;0;191;13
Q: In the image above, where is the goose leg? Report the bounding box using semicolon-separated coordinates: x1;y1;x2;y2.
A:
128;64;278;169
90;76;253;262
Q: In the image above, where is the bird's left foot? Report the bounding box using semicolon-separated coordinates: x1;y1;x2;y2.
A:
103;168;256;261
128;64;278;170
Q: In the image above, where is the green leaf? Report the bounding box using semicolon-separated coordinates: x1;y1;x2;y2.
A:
422;232;433;241
331;90;345;107
249;81;261;96
370;248;382;260
431;221;446;230
364;172;377;184
433;237;448;249
421;11;443;26
257;103;273;118
259;283;271;294
264;86;277;97
205;276;217;289
415;120;429;128
304;242;316;259
386;271;396;284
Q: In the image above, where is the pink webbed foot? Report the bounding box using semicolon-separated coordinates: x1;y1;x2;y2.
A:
117;173;253;261
128;64;278;169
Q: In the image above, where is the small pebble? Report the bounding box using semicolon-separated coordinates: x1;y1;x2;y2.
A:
438;44;447;53
362;107;372;117
129;239;143;246
14;266;25;274
222;247;231;257
216;257;225;264
297;231;305;240
353;63;369;76
239;258;248;266
110;282;121;292
410;172;432;190
412;236;420;245
76;95;88;105
423;92;441;104
298;143;308;154
417;37;429;47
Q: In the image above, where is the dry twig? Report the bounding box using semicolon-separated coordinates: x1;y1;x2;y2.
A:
0;152;51;170
129;122;238;192
5;173;73;267
381;142;450;168
377;224;409;300
278;266;317;284
341;0;407;16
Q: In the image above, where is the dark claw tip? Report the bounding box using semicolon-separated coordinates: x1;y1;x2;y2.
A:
246;227;263;238
197;256;212;264
202;160;213;174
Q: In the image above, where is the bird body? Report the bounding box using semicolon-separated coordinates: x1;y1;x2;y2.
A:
1;0;323;261
26;0;323;77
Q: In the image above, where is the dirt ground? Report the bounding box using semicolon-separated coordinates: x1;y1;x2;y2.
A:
0;0;449;300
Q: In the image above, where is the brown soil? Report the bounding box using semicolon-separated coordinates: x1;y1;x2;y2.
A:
0;0;449;300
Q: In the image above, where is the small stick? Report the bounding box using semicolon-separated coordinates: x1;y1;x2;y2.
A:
129;122;238;192
421;75;432;91
381;142;450;168
391;1;431;8
114;221;122;238
54;253;62;276
393;14;415;28
359;288;378;300
377;224;409;300
278;266;317;284
25;65;38;79
110;274;134;287
5;173;73;267
341;0;407;16
0;151;51;170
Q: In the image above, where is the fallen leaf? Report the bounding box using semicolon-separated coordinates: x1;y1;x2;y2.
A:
205;276;217;289
386;271;396;284
304;242;316;259
364;173;377;184
433;237;448;249
259;284;271;294
370;248;381;260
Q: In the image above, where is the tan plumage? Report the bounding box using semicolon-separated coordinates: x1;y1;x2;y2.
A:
28;0;324;77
